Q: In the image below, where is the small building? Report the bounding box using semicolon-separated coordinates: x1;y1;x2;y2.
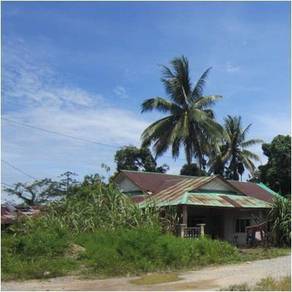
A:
114;170;279;246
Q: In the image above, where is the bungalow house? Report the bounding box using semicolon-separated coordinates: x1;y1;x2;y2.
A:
114;170;280;246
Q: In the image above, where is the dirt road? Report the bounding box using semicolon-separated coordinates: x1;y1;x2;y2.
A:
2;255;290;291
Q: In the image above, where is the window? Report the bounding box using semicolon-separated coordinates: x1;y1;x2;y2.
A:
235;219;250;233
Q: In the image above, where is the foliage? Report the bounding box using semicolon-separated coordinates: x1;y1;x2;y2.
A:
257;135;291;195
223;276;291;291
2;222;239;281
114;145;169;173
2;222;76;280
268;196;291;246
141;56;223;173
58;171;79;196
180;163;207;176
209;115;263;180
238;247;290;261
4;178;61;206
75;230;239;276
40;183;160;233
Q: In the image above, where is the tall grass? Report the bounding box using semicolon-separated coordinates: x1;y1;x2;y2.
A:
20;183;161;234
268;196;291;246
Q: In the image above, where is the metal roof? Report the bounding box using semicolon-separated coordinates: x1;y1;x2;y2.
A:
139;191;272;209
228;181;279;203
115;171;277;207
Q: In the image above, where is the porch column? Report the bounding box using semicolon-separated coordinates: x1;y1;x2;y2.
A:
182;204;188;225
197;223;206;237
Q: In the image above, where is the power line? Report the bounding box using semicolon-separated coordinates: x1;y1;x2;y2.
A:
2;118;120;149
2;160;36;180
2;117;187;162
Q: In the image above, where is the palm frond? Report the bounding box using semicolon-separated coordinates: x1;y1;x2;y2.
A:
194;95;222;109
241;156;256;175
241;139;264;148
141;116;174;147
141;97;182;114
241;149;260;161
192;67;212;99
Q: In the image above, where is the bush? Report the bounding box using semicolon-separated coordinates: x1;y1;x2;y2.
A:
76;228;239;276
40;183;160;233
268;196;291;246
2;223;76;280
1;183;239;280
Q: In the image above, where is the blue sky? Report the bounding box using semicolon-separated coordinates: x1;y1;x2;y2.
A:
2;1;290;202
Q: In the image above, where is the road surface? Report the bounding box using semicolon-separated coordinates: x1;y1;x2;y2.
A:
2;255;291;291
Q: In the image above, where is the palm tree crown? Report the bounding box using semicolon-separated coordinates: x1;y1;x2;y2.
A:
141;56;223;171
209;115;263;180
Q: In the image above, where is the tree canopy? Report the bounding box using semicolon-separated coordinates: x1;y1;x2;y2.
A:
4;178;60;206
180;163;207;176
114;145;169;173
141;56;223;173
257;135;291;195
208;115;263;180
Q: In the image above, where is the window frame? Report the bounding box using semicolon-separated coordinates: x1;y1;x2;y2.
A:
235;218;251;233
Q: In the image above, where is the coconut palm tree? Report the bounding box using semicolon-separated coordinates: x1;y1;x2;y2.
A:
141;56;223;172
209;115;263;180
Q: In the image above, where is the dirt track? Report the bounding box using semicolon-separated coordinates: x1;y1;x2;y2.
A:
2;255;290;291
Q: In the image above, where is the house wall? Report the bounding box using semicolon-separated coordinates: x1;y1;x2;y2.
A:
186;206;267;246
116;177;141;193
223;209;266;245
199;178;240;194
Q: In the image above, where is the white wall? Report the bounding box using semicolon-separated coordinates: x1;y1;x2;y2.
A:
199;178;240;194
223;209;265;245
116;177;141;193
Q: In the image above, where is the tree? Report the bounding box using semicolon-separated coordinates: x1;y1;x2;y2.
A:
209;115;263;180
58;171;78;196
180;163;207;176
114;145;169;173
257;135;291;195
4;178;59;206
82;173;104;186
141;56;223;174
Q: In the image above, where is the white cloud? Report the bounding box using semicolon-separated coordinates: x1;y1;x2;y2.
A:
226;62;240;73
2;39;154;188
3;39;101;108
113;86;129;99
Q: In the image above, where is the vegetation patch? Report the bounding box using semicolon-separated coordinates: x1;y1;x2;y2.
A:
2;179;290;281
222;276;291;291
239;247;290;261
130;272;181;285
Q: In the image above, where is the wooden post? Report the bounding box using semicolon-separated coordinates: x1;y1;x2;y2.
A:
197;223;206;237
182;205;188;225
176;224;187;238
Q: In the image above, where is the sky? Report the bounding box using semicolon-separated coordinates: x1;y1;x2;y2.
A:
1;1;291;202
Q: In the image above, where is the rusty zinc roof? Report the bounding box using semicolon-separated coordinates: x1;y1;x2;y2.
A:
115;170;277;205
139;191;271;209
147;176;217;203
229;181;279;203
115;170;202;194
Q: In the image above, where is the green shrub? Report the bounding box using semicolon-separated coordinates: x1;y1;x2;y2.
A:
268;196;291;246
39;183;161;233
76;228;239;276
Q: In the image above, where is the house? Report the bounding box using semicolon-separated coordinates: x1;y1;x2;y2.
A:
1;204;42;228
114;170;280;245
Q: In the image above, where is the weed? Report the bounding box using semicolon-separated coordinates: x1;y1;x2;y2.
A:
130;272;181;285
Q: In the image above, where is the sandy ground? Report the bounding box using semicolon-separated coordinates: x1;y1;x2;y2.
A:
2;255;291;291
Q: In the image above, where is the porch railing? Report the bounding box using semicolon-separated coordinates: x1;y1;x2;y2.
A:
183;227;201;238
176;224;206;239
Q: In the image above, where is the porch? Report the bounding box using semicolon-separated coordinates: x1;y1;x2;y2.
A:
175;205;267;246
